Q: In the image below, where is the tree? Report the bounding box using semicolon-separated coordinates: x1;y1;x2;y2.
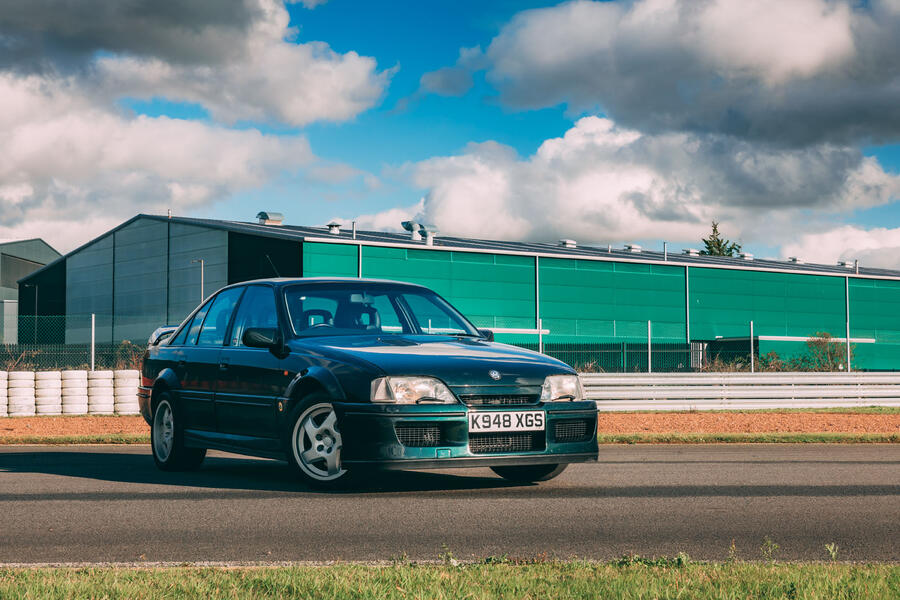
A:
700;221;742;257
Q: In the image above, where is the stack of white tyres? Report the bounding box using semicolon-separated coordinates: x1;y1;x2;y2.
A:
114;370;141;415
8;372;36;416
61;370;89;415
87;370;115;415
0;371;7;417
34;371;62;415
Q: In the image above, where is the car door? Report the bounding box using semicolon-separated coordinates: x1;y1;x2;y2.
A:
172;298;215;431
183;286;245;431
215;284;288;439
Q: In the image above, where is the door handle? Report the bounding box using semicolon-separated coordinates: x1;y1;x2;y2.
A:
218;362;229;371
177;360;186;368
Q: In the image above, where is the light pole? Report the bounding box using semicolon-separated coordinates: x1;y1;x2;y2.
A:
22;283;38;343
191;259;205;303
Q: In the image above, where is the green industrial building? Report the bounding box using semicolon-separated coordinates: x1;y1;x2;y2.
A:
18;213;900;371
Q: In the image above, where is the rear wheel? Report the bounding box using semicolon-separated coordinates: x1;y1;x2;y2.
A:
151;393;206;471
490;463;567;483
288;396;351;488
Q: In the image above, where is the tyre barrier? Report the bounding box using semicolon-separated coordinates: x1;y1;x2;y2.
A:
35;371;62;416
61;370;88;416
8;371;35;417
0;370;142;417
0;371;7;417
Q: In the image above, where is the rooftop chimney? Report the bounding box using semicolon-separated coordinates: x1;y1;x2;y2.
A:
559;239;577;249
327;221;342;235
256;211;284;226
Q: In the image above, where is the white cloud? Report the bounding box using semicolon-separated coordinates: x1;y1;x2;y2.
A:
358;117;899;247
781;226;900;269
480;0;900;145
343;199;425;232
1;0;389;127
0;74;313;251
94;1;388;126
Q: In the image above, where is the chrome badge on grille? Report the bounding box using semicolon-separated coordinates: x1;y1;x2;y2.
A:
488;369;501;381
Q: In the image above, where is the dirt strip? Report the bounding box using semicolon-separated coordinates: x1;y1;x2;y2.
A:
598;412;900;434
1;413;898;438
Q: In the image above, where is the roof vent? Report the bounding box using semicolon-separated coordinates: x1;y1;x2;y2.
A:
420;225;438;246
837;260;853;268
739;252;754;261
788;256;803;264
256;211;283;226
326;221;342;235
559;239;577;249
682;248;700;256
401;221;422;241
624;243;642;253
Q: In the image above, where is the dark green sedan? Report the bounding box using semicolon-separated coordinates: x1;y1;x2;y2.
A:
140;278;598;487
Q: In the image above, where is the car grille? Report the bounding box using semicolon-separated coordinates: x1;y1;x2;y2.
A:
469;432;545;454
460;394;538;406
553;419;594;443
395;424;443;447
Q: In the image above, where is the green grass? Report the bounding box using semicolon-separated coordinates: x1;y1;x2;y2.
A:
2;431;898;446
0;433;149;445
0;562;897;599
598;432;900;444
601;406;900;414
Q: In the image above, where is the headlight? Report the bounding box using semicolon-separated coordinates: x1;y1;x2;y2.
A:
370;376;457;404
540;375;583;402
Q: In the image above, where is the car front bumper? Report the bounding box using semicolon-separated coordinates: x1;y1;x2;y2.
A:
335;400;598;469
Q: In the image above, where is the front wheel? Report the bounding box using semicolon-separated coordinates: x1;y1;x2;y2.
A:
490;463;567;483
151;394;206;471
288;398;351;488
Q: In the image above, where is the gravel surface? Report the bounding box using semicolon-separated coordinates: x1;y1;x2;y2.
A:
1;412;898;439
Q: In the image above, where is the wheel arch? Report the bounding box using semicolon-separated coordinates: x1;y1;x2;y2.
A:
149;368;181;417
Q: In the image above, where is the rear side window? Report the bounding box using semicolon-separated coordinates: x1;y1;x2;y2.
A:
230;286;278;346
197;287;244;347
169;319;192;346
185;301;213;346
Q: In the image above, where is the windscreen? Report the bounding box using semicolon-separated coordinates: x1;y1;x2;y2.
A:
283;283;480;338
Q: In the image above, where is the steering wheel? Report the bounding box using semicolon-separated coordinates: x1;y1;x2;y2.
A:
300;309;334;329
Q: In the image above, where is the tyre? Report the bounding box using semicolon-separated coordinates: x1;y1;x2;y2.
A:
490;463;567;483
150;393;206;471
287;395;351;488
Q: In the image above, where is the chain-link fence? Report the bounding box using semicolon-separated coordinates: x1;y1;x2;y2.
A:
0;315;146;371
0;314;858;373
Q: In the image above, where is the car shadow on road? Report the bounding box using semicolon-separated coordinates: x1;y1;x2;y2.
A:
0;448;527;496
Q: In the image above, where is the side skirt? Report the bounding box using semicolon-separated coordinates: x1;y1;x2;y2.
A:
184;429;286;461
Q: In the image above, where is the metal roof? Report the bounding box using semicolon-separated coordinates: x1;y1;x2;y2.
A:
19;213;900;283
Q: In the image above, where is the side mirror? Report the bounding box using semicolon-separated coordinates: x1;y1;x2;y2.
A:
478;328;494;342
243;327;281;350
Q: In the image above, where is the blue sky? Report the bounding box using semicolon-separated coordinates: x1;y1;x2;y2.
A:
1;0;899;265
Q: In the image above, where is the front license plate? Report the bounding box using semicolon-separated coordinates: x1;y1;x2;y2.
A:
468;410;545;432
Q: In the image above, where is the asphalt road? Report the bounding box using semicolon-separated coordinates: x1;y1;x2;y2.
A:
0;444;897;564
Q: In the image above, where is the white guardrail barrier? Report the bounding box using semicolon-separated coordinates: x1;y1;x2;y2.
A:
0;370;141;417
580;372;900;411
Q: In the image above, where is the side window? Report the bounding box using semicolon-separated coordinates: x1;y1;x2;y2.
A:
230;286;278;347
185;300;213;346
369;294;405;333
169;318;192;346
197;287;244;347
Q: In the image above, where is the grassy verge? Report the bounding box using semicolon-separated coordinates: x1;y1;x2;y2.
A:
603;406;900;414
0;562;897;599
598;432;900;444
2;432;898;445
0;433;149;445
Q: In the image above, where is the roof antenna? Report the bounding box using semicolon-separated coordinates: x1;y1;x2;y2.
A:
265;254;281;277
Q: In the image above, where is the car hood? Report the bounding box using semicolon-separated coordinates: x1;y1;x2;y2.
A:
292;334;572;389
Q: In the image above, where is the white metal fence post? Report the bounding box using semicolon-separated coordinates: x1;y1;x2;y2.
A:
90;313;95;372
538;318;544;354
750;320;755;373
647;320;652;373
